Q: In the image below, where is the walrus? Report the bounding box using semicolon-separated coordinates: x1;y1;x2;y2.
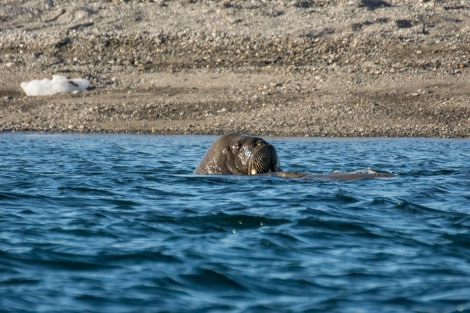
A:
194;134;395;180
194;133;281;175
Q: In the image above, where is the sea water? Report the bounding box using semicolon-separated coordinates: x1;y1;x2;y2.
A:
1;133;469;313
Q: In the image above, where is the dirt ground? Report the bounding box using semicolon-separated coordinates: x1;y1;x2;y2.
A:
1;0;470;137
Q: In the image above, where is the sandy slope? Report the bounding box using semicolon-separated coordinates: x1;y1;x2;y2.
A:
1;0;469;137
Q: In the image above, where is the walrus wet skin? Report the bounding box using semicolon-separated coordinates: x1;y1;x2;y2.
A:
194;133;281;175
195;134;396;180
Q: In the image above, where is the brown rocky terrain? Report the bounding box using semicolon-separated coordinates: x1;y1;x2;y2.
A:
1;0;469;137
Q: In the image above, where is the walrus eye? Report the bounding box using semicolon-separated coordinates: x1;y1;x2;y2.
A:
232;142;242;150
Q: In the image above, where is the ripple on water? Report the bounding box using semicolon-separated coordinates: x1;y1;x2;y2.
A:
1;134;470;313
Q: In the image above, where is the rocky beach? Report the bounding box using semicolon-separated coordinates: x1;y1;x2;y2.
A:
1;0;469;137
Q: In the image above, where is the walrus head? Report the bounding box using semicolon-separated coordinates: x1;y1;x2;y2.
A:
194;134;282;175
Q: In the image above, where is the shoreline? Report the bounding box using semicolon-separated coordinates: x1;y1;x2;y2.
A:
1;0;469;138
2;131;468;141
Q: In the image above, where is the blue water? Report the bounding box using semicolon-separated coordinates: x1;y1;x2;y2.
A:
1;133;470;313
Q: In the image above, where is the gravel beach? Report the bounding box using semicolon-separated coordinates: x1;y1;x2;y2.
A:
1;0;469;137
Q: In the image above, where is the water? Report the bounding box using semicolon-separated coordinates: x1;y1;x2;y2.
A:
1;133;469;313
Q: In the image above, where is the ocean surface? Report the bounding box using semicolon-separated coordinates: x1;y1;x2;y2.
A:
1;133;469;313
